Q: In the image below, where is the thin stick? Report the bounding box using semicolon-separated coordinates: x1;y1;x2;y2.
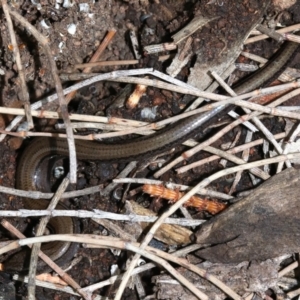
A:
276;122;300;173
211;70;291;168
116;151;300;299
64;29;116;105
287;287;300;299
0;208;205;226
246;24;300;44
284;32;300;43
1;83;300;132
2;0;33;129
0;233;247;300
204;145;269;180
1;220;89;299
0;68;152;142
13;274;86;297
0;177;232;202
176;131;293;173
278;261;298;277
0;233;210;300
241;51;267;64
123;244;209;300
110;75;300;102
186;64;237;111
85;240;240;299
114;178;233;200
126;30;147;109
154;87;300;178
73;55;170;69
81;244;202;293
27;176;70;300
8;8;77;183
0;69;298;143
256;24;284;42
75;59;139;69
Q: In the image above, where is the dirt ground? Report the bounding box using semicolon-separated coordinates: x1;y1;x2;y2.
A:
0;0;300;299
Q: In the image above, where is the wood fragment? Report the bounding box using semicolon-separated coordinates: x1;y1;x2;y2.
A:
172;16;218;44
128;200;193;245
195;168;300;263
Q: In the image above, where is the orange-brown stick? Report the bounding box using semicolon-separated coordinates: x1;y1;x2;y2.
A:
142;184;227;214
65;29;117;104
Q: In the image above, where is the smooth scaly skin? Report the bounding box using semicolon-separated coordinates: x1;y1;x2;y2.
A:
7;39;298;271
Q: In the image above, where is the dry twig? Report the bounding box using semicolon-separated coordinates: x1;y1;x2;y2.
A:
8;8;77;183
64;29;116;105
114;149;300;300
246;23;300;44
1;220;89;299
2;0;33;129
0;233;247;300
27;176;70;299
154;87;300;178
0;67;151;142
0;233;210;300
0;208;205;226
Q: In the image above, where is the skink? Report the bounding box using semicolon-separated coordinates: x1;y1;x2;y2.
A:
6;39;299;272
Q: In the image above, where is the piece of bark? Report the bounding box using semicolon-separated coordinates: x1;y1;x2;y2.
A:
187;0;271;91
194;168;300;263
125;200;193;245
152;257;286;300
